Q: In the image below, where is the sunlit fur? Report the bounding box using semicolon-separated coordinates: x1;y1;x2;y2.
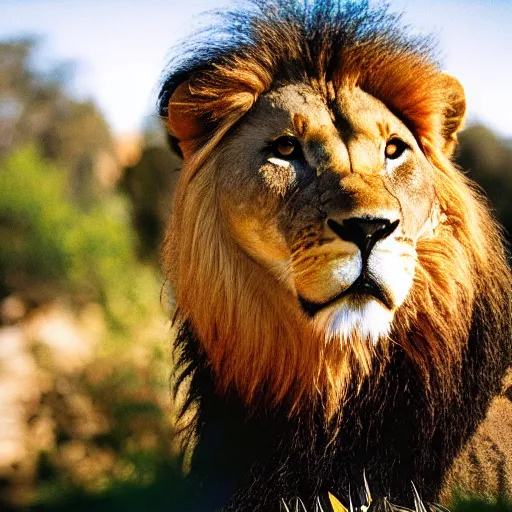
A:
317;299;394;346
160;1;511;430
158;3;512;509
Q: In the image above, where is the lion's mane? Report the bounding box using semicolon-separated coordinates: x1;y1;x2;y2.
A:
159;1;512;509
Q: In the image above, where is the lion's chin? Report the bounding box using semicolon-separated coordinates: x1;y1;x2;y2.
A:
314;297;394;345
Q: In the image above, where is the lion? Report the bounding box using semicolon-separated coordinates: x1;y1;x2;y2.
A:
158;1;512;510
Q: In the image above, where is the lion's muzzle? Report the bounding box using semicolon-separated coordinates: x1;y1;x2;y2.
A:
299;216;399;316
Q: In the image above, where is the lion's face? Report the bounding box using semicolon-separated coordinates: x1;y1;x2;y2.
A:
218;83;439;345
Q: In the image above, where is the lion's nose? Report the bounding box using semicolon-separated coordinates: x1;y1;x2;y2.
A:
327;217;399;256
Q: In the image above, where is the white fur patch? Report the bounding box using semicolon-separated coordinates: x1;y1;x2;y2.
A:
368;238;416;306
384;150;408;173
331;251;362;287
268;157;292;168
316;298;394;345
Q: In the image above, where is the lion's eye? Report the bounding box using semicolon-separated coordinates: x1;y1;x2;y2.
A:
385;138;409;160
272;136;302;160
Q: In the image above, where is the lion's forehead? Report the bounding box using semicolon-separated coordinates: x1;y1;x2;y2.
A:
251;83;409;146
262;83;334;129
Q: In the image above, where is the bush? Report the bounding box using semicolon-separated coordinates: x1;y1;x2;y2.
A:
0;145;142;318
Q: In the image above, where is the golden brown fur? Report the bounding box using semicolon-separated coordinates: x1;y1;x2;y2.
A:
159;2;512;507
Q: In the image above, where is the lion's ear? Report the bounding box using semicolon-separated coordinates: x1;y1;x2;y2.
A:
167;81;205;159
440;74;466;157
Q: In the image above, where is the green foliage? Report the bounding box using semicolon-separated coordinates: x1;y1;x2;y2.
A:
0;38;115;181
0;146;71;286
0;37;179;512
0;144;176;510
31;462;189;512
28;350;177;509
0;146;135;310
449;494;512;512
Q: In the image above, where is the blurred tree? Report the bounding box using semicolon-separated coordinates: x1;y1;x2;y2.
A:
0;146;134;307
0;38;117;209
0;37;178;512
455;125;512;238
141;115;169;149
122;119;181;261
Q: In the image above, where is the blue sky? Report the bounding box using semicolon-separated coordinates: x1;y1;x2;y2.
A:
1;0;511;137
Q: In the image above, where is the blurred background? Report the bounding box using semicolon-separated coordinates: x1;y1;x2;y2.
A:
0;1;511;511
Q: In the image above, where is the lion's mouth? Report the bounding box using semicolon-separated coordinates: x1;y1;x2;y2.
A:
298;276;393;317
